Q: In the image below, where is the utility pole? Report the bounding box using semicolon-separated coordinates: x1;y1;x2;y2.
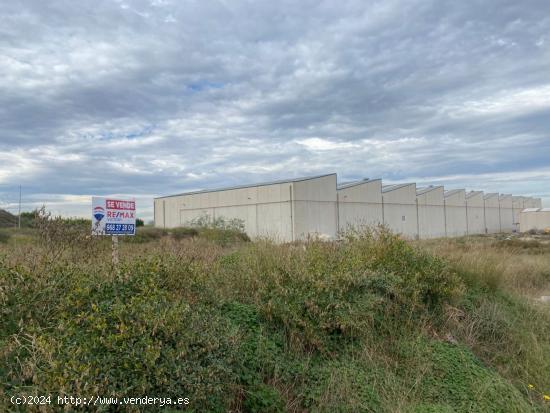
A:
18;185;22;229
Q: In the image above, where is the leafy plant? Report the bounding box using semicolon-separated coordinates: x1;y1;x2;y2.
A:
0;230;10;244
1;227;549;412
185;213;250;245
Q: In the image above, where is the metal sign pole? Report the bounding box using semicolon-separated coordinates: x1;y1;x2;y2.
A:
112;235;119;267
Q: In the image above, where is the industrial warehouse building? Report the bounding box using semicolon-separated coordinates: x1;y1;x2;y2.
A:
499;194;513;232
466;191;485;235
154;174;337;242
444;189;467;237
381;184;418;238
484;193;501;234
519;208;550;232
337;179;383;232
512;196;525;231
416;186;446;239
526;198;543;208
154;173;544;241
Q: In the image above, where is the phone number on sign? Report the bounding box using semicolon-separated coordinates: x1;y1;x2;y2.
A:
105;223;135;234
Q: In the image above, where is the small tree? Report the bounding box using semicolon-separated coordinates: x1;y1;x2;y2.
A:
136;218;145;227
19;210;38;228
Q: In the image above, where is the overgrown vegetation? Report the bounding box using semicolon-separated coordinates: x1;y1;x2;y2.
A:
126;215;250;246
0;209;17;228
1;223;549;412
0;230;10;244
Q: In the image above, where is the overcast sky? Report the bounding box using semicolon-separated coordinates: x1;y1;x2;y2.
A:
1;0;549;220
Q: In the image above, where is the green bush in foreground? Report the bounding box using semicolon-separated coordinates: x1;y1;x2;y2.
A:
125;226;168;243
211;229;463;353
2;265;241;412
1;228;549;412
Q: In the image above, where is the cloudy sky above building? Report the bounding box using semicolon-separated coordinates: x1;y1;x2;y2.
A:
1;0;549;220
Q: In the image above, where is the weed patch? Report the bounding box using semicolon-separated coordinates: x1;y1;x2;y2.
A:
1;229;549;412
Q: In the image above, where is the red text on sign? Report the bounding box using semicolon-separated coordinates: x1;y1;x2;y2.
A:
106;200;135;210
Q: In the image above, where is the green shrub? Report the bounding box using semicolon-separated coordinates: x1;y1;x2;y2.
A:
214;228;463;353
125;226;167;243
18;210;37;228
170;226;198;240
301;359;382;412
31;207;96;261
414;340;532;412
223;302;289;412
184;213;250;246
0;230;10;244
244;383;285;413
197;227;250;246
2;264;241;412
1;227;547;412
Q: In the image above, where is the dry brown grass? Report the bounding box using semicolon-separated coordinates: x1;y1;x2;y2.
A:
419;234;550;299
2;227;549;412
417;233;550;402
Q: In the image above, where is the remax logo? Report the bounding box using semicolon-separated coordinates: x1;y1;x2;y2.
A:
94;206;105;221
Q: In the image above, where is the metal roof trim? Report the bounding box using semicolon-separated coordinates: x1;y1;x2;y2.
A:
154;173;337;199
416;185;444;195
465;191;484;198
337;178;382;190
382;183;415;193
444;189;466;197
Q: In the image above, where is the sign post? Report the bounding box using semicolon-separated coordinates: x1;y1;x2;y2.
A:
91;197;136;268
112;235;119;267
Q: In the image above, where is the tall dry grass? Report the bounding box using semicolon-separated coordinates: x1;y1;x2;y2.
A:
420;235;550;298
419;235;550;401
1;225;549;412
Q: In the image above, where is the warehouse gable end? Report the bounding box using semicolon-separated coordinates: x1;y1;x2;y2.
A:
444;189;467;237
155;174;338;242
382;183;418;239
466;191;485;235
416;186;445;238
484;193;501;233
337;178;383;233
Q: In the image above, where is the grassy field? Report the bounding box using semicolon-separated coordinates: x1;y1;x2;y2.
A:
1;223;549;412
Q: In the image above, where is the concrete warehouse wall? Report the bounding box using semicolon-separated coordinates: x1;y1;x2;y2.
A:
416;186;446;239
519;208;539;231
466;191;485;235
292;174;338;240
337;179;383;233
524;197;538;208
519;208;550;232
382;184;419;239
512;196;525;231
154;173;544;241
155;179;293;240
154;174;337;242
499;194;513;232
484;193;501;234
444;190;468;237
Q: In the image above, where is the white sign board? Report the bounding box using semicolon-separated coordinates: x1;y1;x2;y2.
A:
92;197;136;235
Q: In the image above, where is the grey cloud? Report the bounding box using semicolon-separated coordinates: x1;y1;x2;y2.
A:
1;0;550;219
